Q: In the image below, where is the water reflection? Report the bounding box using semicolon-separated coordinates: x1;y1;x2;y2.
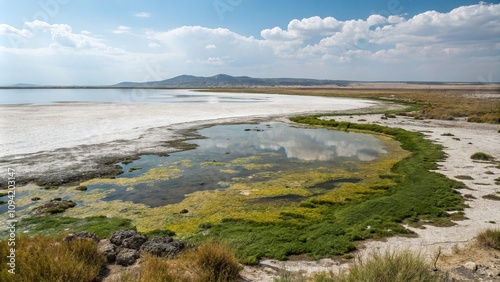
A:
89;122;387;207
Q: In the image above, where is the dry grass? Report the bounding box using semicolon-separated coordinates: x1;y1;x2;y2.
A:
311;250;446;282
476;229;500;250
0;235;105;282
209;87;500;123
115;240;242;282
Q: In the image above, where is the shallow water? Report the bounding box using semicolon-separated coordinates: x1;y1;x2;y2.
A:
0;88;269;104
85;122;387;207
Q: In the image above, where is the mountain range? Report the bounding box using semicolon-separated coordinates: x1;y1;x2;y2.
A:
114;74;351;88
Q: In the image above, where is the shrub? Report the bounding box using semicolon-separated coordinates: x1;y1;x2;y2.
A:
470;152;495;161
476;229;500;250
315;250;446;282
0;235;105;282
189;240;242;282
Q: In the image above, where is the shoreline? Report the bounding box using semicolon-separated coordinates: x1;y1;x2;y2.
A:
242;114;500;281
0;92;382;187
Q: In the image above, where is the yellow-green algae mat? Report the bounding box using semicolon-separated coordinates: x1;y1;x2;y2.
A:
63;133;408;237
4;129;408;238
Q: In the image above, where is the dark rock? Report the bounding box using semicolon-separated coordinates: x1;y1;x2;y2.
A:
180;209;189;214
116;248;140;266
98;239;117;263
64;231;100;243
140;236;184;258
122;234;148;250
110;229;147;250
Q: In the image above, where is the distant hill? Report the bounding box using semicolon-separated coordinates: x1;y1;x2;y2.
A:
10;83;39;87
114;74;351;88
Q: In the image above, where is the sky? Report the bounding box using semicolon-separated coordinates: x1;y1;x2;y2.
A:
0;0;499;85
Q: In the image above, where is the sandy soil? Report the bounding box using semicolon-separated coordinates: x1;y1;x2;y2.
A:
241;114;500;281
0;91;379;186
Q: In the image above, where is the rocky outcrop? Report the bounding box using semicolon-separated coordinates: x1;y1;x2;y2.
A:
94;229;186;266
140;236;185;258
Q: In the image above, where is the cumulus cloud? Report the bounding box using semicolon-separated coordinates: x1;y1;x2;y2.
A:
1;3;499;84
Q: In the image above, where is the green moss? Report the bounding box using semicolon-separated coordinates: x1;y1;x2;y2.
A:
127;166;142;172
75;186;88;191
3;215;134;238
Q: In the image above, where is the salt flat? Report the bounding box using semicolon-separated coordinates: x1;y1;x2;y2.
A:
0;90;378;184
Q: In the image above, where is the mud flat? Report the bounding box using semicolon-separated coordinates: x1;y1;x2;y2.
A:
0;91;379;186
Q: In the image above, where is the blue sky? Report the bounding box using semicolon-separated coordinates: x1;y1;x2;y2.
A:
0;0;499;85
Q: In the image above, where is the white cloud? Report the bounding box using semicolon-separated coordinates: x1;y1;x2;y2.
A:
112;26;131;34
24;20;112;50
81;30;92;35
135;12;150;18
0;24;32;38
1;3;499;84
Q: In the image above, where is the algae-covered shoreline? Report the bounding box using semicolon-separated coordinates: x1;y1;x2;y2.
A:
0;115;466;265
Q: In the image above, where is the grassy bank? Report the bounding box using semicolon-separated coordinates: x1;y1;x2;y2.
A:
206;87;500;123
195;115;464;264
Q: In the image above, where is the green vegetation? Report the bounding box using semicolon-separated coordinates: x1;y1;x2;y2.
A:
470;152;495;161
5;215;134;238
482;194;500;201
128;166;142;172
454;175;474;180
195;116;464;264
0;235;105;282
311;250;446;282
75;185;88;191
476;229;500;250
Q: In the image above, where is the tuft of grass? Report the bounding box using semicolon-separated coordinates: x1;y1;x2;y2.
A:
117;240;241;282
0;235;105;282
470;152;495;161
476;229;500;250
482;194;500;201
494;177;500;185
454;175;474;180
313;250;446;282
188;240;242;282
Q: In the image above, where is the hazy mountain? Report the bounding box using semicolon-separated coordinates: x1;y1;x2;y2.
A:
114;74;351;87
